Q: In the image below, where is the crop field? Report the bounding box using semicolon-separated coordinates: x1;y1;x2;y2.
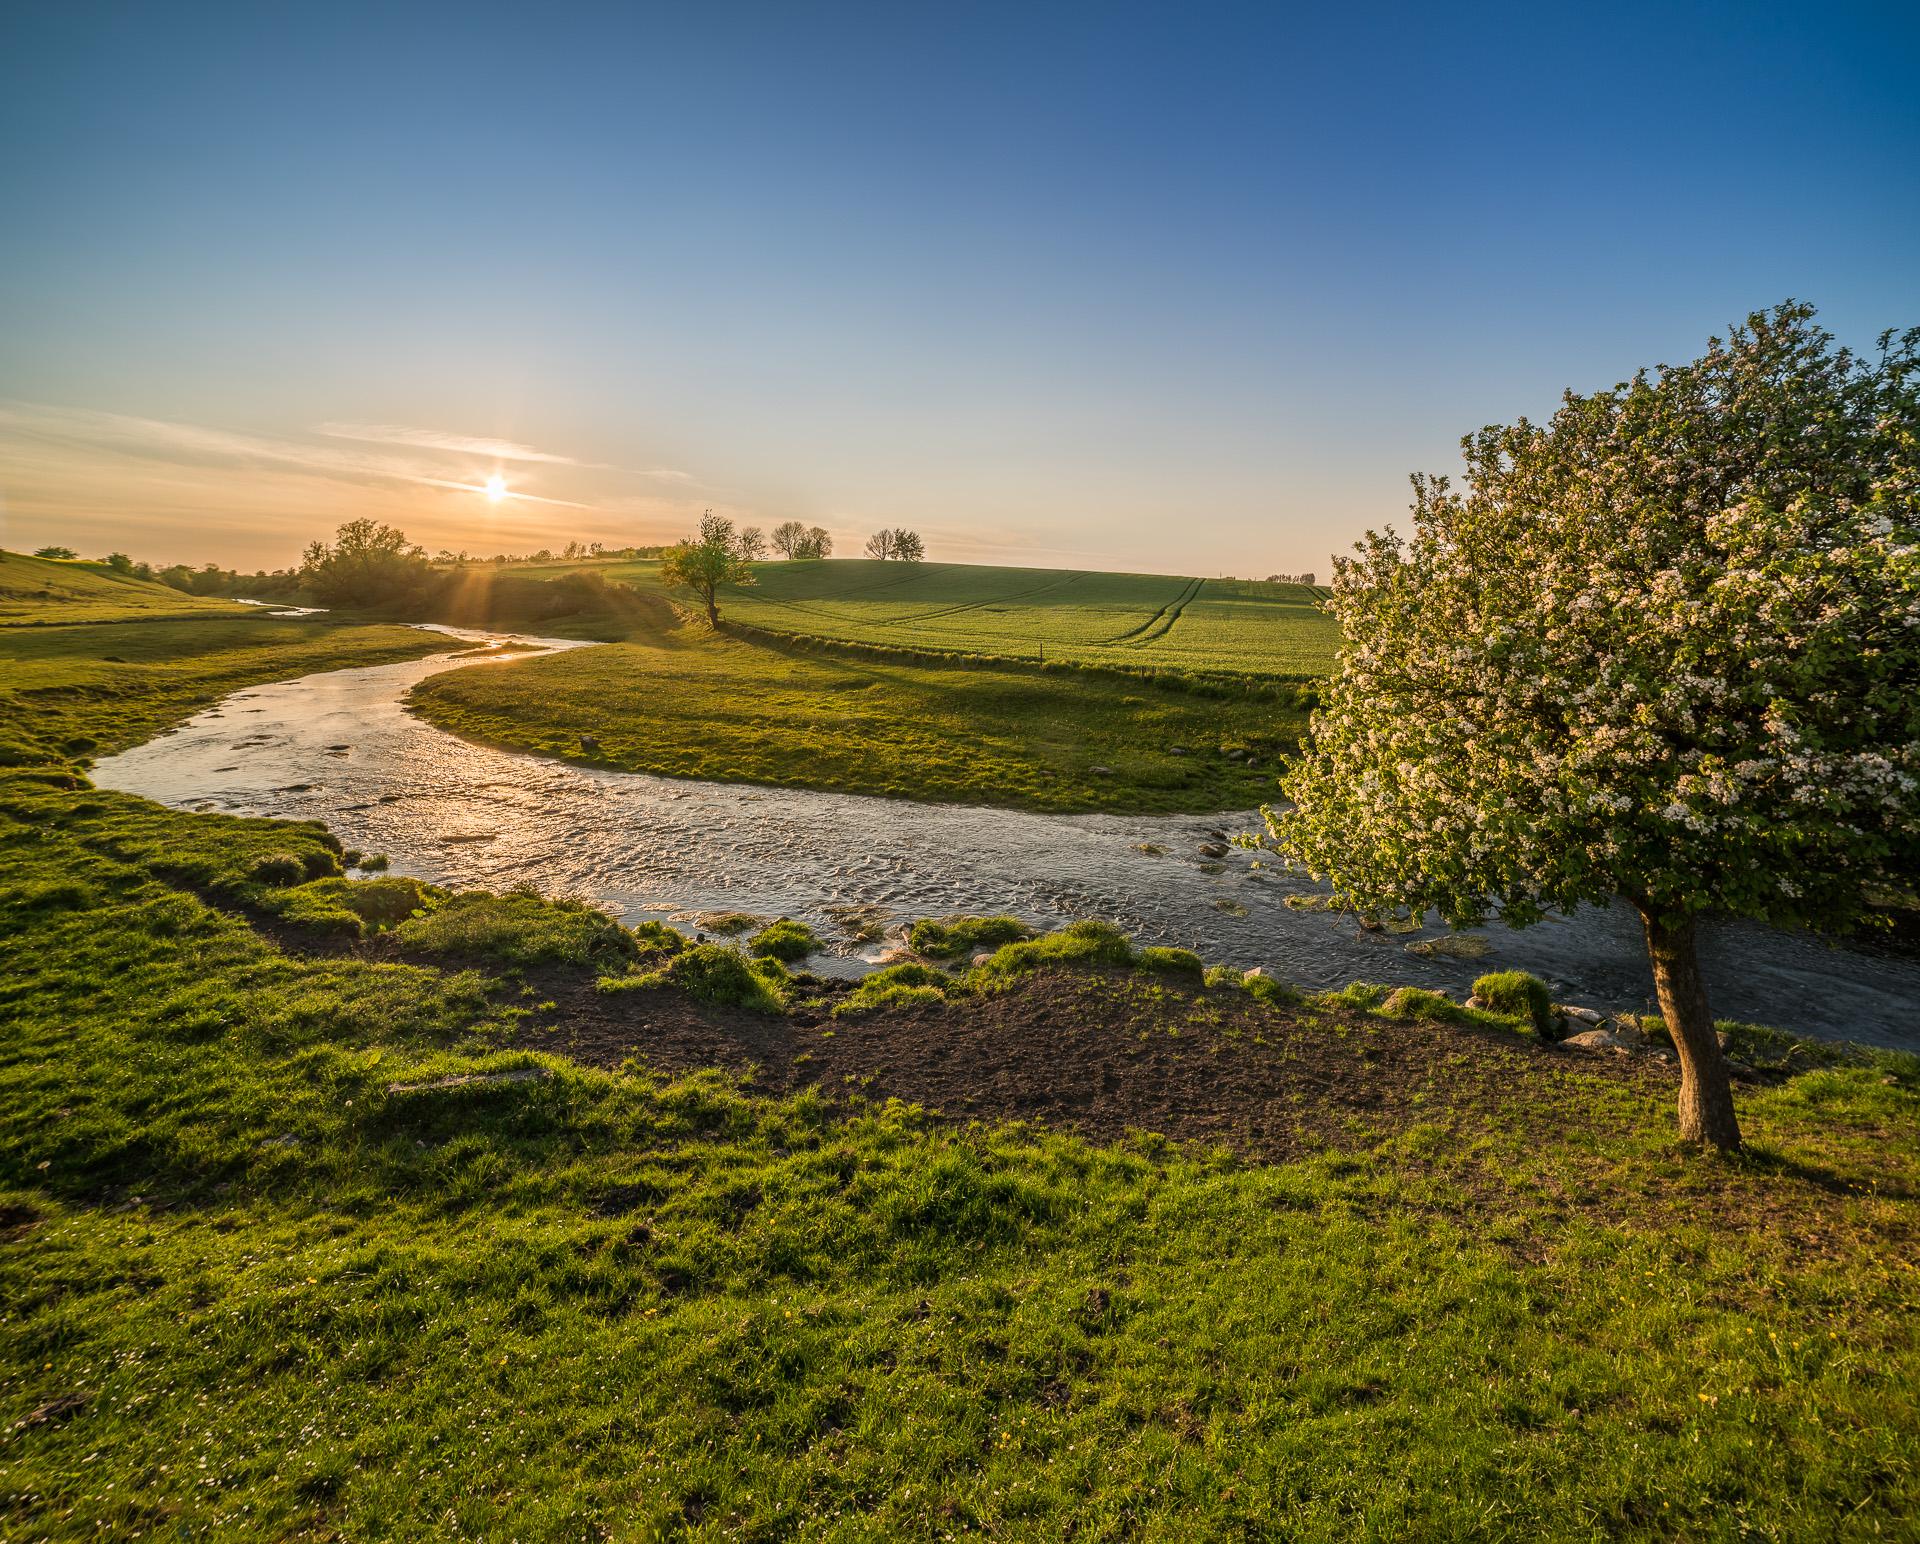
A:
464;557;1334;676
720;561;1338;676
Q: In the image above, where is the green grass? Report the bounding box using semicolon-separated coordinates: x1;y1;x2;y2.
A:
706;560;1339;678
409;608;1306;814
4;581;1920;1538
0;550;252;625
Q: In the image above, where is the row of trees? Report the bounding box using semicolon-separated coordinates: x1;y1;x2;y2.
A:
862;528;925;561
1265;571;1316;585
770;521;833;559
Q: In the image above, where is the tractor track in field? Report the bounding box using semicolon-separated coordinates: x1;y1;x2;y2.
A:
1104;576;1204;648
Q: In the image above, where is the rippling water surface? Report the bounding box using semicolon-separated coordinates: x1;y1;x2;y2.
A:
93;627;1920;1049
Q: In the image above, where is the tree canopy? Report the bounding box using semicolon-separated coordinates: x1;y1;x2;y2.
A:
299;519;433;608
771;521;832;559
1270;302;1920;1150
661;511;756;625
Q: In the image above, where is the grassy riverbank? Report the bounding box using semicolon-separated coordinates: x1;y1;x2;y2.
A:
5;594;1919;1538
410;608;1308;814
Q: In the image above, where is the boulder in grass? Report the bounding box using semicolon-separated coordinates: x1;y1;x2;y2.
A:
1562;1028;1625;1053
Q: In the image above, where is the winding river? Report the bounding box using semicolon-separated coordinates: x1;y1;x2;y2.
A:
94;626;1920;1051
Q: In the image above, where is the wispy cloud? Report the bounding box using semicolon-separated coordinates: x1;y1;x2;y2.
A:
0;400;598;508
316;420;700;486
315;422;587;466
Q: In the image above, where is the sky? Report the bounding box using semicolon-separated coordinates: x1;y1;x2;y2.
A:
2;1;1916;577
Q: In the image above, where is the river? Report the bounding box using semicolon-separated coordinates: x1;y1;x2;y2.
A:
92;626;1920;1050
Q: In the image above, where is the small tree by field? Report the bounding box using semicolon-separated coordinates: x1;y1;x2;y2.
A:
34;545;77;560
299;519;433;608
864;529;895;560
660;510;756;626
738;526;768;561
1270;303;1920;1151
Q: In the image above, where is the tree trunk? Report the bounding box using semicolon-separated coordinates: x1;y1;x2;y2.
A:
704;592;719;627
1637;907;1741;1151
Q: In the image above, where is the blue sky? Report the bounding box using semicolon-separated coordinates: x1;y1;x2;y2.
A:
2;1;1915;572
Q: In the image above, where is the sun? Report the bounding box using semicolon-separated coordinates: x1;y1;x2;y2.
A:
484;474;507;501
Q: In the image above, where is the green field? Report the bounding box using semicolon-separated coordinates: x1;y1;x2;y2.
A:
410;599;1306;814
4;606;1919;1538
471;556;1338;677
718;561;1337;676
0;551;248;625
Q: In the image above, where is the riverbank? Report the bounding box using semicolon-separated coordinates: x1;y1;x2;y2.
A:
5;747;1919;1536
7;600;1920;1537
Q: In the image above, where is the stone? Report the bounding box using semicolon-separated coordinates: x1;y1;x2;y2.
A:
1561;1028;1624;1053
1557;1005;1605;1026
1168;745;1189;757
972;951;995;967
1088;765;1114;776
1242;966;1269;982
1465;994;1488;1010
1199;842;1230;858
386;1067;552;1095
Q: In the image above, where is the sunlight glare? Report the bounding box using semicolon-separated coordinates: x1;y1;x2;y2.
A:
484;473;507;501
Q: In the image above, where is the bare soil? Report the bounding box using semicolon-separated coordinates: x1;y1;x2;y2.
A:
500;964;1683;1164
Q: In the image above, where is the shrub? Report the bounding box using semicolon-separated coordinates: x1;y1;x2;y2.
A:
749;917;822;962
1137;945;1205;978
909;914;1032;958
1472;970;1557;1038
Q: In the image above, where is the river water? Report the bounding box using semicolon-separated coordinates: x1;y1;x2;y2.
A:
92;627;1920;1050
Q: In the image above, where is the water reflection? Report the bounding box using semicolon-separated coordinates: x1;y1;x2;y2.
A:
93;627;1920;1050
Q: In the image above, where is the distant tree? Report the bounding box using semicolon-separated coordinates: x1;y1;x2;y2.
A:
808;526;833;558
1266;571;1317;585
738;526;768;561
102;552;134;574
299;519;433;608
1270;302;1920;1152
863;528;895;560
892;528;925;562
660;510;756;626
33;545;77;560
771;520;808;558
781;524;834;559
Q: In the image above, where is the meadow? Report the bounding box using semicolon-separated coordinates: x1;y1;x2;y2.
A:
0;550;249;625
3;589;1919;1539
471;556;1339;677
409;602;1308;814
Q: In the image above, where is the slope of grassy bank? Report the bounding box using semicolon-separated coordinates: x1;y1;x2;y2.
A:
409;610;1307;814
0;550;248;625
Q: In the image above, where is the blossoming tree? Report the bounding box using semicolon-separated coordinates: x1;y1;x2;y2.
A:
1270;304;1919;1150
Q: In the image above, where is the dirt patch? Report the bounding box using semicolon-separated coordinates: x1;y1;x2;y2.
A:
509;965;1679;1164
